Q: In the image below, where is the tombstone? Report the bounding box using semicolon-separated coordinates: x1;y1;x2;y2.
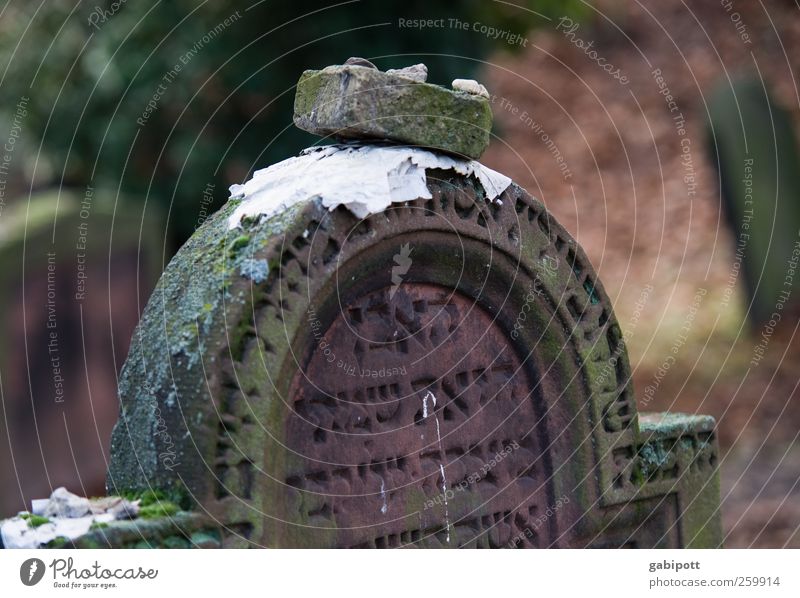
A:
3;61;722;548
707;77;800;326
0;190;161;518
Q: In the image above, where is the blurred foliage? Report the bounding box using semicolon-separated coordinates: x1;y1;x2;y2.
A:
0;0;586;247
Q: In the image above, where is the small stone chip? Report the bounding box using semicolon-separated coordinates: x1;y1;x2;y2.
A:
343;56;377;69
43;487;91;518
108;499;140;520
385;63;428;83
452;78;490;99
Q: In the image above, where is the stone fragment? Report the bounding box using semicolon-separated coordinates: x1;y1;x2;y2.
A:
89;496;121;513
343;56;377;69
452;78;490;98
30;499;49;516
109;499;140;520
87;496;139;519
43;487;90;518
385;63;428;82
293;64;492;158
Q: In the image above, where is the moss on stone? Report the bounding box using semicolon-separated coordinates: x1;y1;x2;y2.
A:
639;412;716;438
228;234;251;253
121;487;191;511
162;535;190;548
44;536;71;548
132;540;152;549
21;513;51;528
189;530;222;548
637;442;669;481
294;65;492;158
139;502;180;519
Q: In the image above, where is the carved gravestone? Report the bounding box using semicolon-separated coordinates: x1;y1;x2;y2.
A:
105;62;722;548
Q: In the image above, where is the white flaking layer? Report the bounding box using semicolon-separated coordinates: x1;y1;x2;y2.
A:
1;487;140;549
1;513;115;549
227;144;511;228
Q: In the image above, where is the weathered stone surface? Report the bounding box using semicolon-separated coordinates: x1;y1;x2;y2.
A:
386;63;428;82
42;487;90;518
343;56;377;69
49;513;217;549
105;155;722;547
293;64;492;158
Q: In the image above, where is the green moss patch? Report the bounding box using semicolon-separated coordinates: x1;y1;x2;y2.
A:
21;513;51;528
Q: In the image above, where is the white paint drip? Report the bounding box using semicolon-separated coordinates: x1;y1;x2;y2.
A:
439;463;451;544
417;390;451;544
379;477;388;515
227;143;512;229
422;390;436;419
421;390;450;544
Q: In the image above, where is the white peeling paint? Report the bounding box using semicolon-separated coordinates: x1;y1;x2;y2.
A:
1;513;115;549
228;144;511;229
1;488;139;549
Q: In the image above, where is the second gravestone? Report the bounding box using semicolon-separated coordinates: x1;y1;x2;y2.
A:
106;62;722;548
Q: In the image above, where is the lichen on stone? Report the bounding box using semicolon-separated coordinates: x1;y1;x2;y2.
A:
239;258;269;283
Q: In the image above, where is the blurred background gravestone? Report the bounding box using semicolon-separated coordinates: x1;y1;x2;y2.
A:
0;191;161;516
707;76;800;327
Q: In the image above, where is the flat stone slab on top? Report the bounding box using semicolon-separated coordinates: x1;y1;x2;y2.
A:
293;63;493;159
